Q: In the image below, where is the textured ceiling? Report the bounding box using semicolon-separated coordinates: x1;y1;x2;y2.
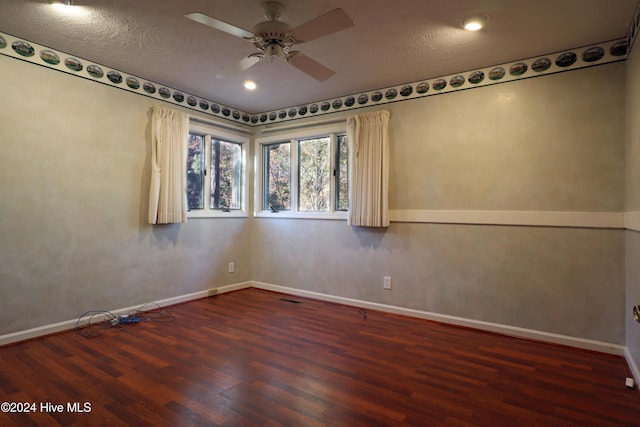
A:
0;0;637;114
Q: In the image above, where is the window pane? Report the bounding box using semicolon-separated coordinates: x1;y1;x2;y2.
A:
336;135;349;211
263;142;291;211
298;137;330;211
211;140;242;210
187;133;204;210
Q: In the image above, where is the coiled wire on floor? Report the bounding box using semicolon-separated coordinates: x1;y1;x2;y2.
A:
75;302;176;338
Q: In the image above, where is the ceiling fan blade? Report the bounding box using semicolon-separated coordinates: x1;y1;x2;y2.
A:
291;8;354;43
288;53;335;81
216;55;262;79
185;12;255;39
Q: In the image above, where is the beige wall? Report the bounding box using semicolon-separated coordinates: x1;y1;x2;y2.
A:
253;62;627;344
626;37;640;370
0;54;252;335
390;65;624;211
627;233;640;364
628;43;640;212
0;50;628;346
252;220;624;342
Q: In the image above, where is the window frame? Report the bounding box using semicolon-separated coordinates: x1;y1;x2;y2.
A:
187;121;250;219
262;140;292;212
298;136;332;213
254;123;348;220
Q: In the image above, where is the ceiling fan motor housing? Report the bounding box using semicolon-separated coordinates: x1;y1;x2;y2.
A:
252;20;295;59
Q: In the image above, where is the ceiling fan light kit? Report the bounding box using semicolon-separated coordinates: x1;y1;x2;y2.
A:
185;1;354;81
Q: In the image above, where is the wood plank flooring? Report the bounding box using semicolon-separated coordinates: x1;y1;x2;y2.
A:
1;288;639;426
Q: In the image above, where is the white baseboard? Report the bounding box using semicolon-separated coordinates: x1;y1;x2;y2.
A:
251;281;626;356
1;279;628;358
0;281;252;346
210;281;253;295
625;348;640;385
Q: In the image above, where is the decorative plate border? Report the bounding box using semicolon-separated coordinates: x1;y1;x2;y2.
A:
627;0;640;53
0;31;253;126
257;38;627;125
0;31;628;127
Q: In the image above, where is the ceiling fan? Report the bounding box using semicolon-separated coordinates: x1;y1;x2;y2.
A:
185;1;354;81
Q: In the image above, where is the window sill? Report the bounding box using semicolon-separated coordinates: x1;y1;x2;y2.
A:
187;211;249;219
254;211;348;220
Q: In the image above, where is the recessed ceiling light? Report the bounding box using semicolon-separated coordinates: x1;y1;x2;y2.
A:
244;80;257;90
49;1;88;16
463;14;489;31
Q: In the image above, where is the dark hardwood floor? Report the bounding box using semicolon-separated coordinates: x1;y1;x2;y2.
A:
1;288;639;426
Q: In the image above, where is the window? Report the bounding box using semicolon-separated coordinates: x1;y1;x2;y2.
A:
187;123;248;217
187;134;205;210
298;137;330;211
263;142;291;211
335;135;349;211
211;139;242;210
257;126;348;218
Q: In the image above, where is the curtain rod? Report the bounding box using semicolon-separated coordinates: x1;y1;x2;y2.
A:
257;105;389;133
259;116;347;134
189;115;253;135
190;106;386;135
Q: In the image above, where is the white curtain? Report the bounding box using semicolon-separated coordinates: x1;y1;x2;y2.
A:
148;106;189;224
347;109;391;227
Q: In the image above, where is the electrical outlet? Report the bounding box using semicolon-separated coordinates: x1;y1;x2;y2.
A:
384;276;392;290
228;262;235;273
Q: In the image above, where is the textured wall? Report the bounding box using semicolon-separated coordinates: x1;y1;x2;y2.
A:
628;40;640;211
253;62;627;344
0;52;628;345
626;36;640;370
0;55;252;335
390;64;625;211
253;220;624;343
627;233;640;363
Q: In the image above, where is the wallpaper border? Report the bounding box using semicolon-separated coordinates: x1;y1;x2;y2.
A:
0;30;628;126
